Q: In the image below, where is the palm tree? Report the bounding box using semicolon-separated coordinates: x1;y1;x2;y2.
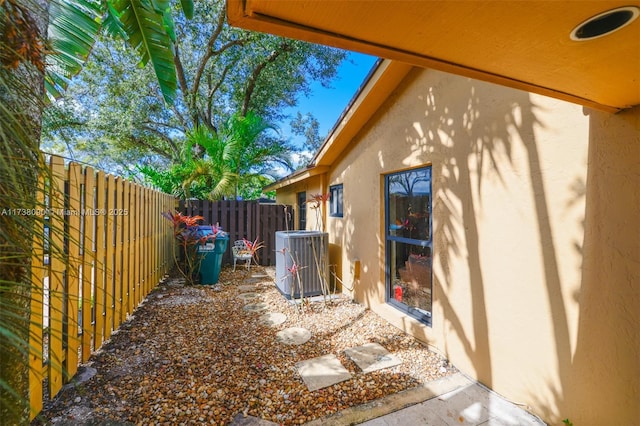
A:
0;2;48;422
0;0;192;422
181;111;292;200
180;125;236;199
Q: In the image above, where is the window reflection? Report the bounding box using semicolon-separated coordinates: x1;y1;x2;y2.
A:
390;241;432;316
386;167;432;322
388;170;430;240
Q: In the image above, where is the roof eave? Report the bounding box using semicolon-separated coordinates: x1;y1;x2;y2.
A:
311;60;413;167
263;166;330;192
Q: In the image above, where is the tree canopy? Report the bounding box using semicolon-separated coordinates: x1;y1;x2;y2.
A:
43;1;346;187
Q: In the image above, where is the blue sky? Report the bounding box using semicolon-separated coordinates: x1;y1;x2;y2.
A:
279;51;378;150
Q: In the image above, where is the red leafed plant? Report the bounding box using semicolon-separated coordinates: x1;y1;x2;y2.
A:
162;211;226;285
308;193;330;231
308;193;330;205
242;236;265;265
276;247;311;310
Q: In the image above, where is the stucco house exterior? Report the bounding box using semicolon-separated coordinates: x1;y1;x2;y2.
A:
264;60;639;425
229;2;639;424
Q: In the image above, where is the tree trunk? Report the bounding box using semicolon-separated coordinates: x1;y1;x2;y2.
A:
0;0;47;423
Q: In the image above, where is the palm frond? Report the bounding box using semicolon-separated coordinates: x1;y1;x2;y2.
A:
151;0;171;9
224;111;277;148
179;0;194;19
150;0;176;41
161;8;177;42
113;0;177;104
102;1;127;39
183;126;212;157
46;0;102;98
180;159;211;198
209;171;238;200
221;132;241;162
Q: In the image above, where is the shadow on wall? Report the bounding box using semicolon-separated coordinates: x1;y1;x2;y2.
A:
399;70;638;424
404;73;538;390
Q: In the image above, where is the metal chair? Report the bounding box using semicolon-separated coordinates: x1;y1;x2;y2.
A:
232;240;253;271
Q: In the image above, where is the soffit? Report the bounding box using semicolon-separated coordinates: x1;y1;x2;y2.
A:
228;0;640;112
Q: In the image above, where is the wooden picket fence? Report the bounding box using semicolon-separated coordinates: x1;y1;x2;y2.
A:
29;155;175;419
179;199;294;266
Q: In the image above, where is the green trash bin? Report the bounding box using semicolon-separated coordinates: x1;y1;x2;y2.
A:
197;235;229;284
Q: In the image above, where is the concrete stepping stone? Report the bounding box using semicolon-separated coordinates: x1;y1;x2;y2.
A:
238;292;260;302
296;354;353;391
276;327;311;345
238;284;256;292
344;342;402;373
259;312;287;327
243;303;268;312
231;413;279;425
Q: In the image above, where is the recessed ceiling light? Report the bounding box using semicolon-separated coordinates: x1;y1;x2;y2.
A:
570;6;639;41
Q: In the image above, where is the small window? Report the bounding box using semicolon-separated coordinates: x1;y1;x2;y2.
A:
329;184;343;217
297;191;307;230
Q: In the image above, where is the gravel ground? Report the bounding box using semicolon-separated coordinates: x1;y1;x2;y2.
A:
34;266;455;425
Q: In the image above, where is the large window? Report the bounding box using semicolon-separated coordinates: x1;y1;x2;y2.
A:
385;167;432;325
329;184;343;217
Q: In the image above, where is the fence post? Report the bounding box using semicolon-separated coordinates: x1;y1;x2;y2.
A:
65;162;82;380
81;167;95;363
127;183;136;315
28;158;46;420
104;175;115;341
48;155;65;398
116;178;125;330
121;180;130;324
94;171;106;350
256;203;263;264
134;184;141;306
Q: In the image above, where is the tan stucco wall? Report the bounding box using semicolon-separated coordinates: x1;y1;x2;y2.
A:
276;68;639;424
563;106;640;424
274;175;324;231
